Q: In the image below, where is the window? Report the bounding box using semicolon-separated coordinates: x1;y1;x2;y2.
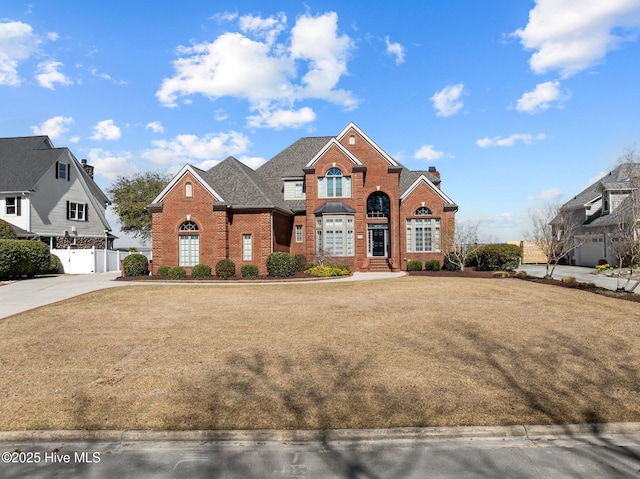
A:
67;201;87;221
5;197;20;216
185;182;193;197
295;225;303;243
349;135;356;145
294;182;304;198
318;168;351;198
179;221;199;266
415;206;432;215
316;215;354;256
367;192;390;218
406;218;441;252
243;234;252;261
56;162;69;181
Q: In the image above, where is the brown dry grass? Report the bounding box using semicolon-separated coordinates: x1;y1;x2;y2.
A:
1;276;639;431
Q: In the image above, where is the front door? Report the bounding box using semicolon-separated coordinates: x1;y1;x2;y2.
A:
372;228;385;256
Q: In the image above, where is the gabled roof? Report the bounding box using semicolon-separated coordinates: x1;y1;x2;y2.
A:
257;136;333;185
562;163;640;210
305;138;363;168
336;122;400;167
0;136;64;192
400;173;458;210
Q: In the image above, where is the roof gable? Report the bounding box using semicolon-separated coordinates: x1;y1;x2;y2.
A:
304;138;363;168
0;136;65;192
336;122;399;167
151;164;224;205
400;174;457;208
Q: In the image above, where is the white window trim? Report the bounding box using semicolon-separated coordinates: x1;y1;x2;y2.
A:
316;214;354;256
68;201;87;221
295;225;303;243
406;218;441;252
243;234;252;261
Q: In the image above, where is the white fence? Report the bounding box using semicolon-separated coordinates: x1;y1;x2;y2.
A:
51;248;152;274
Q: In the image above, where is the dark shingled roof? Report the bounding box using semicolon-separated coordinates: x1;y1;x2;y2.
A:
313;201;357;215
199;157;290;210
0;136;64;192
562;163;640;210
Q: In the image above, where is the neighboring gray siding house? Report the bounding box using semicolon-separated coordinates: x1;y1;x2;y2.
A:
0;136;114;249
560;163;640;267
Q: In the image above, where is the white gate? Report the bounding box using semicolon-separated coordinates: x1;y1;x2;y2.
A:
50;248;152;274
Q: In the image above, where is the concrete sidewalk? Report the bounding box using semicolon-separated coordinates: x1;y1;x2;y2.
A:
517;264;640;294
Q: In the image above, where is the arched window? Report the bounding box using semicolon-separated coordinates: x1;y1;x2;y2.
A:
349;135;356;145
367;192;390;218
185;182;193;197
318;167;351;198
178;221;199;266
415;206;432;216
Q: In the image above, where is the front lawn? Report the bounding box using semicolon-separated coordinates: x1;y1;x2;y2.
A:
0;276;639;430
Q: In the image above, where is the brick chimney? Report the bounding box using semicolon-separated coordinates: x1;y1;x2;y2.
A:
81;159;94;179
428;166;440;179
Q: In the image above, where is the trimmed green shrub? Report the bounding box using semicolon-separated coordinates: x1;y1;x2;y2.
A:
241;264;259;278
266;252;297;277
468;244;521;271
215;259;236;279
0;240;51;278
443;253;461;271
123;253;149;276
424;260;441;271
191;263;212;279
48;254;63;274
168;266;186;280
306;264;350;277
156;265;171;277
293;254;307;271
406;260;423;271
0;219;17;239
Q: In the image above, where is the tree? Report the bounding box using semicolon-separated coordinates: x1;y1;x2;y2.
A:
527;201;586;278
444;220;481;272
0;219;18;239
108;171;170;244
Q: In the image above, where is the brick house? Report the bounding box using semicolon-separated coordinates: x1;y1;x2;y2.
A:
148;123;457;274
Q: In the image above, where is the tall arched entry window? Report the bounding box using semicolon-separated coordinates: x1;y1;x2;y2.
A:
366;192;391;257
178;220;199;266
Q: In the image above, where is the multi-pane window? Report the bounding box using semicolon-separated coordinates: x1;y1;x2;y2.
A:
406;218;441;252
317;168;351;198
415;206;432;215
243;234;252;261
67;202;87;221
57;162;68;180
315;215;354;256
178;221;199;266
5;197;20;216
295;225;303;243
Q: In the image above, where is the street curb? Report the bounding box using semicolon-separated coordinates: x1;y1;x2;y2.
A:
1;422;639;444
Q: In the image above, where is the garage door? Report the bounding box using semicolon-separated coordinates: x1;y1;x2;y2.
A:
576;237;605;267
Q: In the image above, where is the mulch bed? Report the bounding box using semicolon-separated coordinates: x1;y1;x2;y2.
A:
115;270;328;282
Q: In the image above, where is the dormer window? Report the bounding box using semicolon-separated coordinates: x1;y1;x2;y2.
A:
318;167;351;198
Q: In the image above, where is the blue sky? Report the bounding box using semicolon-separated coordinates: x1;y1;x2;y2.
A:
2;0;640;246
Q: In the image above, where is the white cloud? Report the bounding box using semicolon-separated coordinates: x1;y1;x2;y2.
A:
414;144;444;161
156;11;357;127
30;116;73;139
527;187;564;201
246;106;316;129
430;83;465;117
385;36;405;64
87;148;137;180
515;80;570;113
46;32;59;41
145;121;165;133
35;60;72;89
476;133;546;148
91;119;122;141
0;20;41;86
513;0;640;77
238;155;267;169
141;130;251;170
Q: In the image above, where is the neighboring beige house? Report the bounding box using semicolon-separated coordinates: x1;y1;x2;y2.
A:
0;136;114;249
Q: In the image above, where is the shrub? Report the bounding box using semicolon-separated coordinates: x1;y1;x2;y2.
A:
0;240;51;278
306;264;350;277
406;260;423;271
215;259;236;279
424;260;441;271
514;271;528;279
191;263;212;279
156;265;171;277
293;254;307;271
123;253;149;276
241;264;259;278
468;244;521;271
266;252;297;277
48;254;63;274
492;271;509;278
443;253;461;271
0;219;17;239
168;266;186;280
561;276;577;284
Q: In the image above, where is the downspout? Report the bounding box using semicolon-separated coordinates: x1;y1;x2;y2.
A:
271;212;274;253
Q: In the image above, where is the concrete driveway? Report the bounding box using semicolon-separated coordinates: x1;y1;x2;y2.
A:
517;264;640;294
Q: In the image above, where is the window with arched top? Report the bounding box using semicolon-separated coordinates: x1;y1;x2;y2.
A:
349;135;356;145
178;221;199;266
415;206;432;216
185;182;193;197
367;192;390;218
318;167;351;198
